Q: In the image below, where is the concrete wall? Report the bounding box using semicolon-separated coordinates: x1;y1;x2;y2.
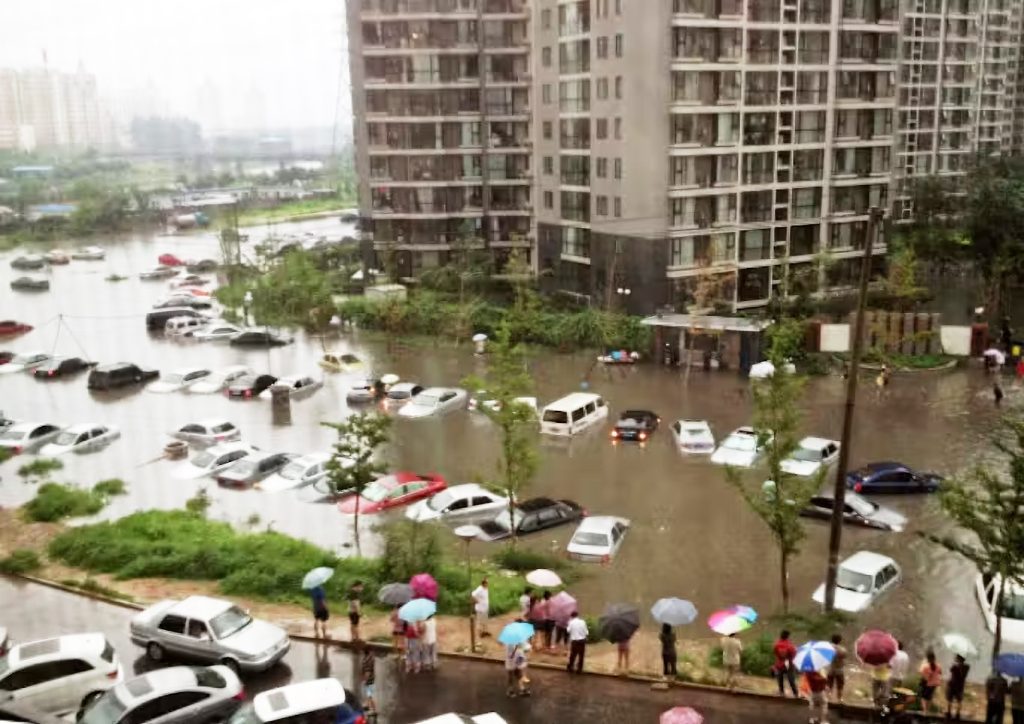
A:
940;326;973;356
814;322;973;356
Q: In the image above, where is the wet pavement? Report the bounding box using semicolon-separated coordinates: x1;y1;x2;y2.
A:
0;221;1014;681
0;577;858;723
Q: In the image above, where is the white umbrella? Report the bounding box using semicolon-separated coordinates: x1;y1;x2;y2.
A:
749;360;775;379
525;569;562;588
380;373;400;385
472;333;488;342
942;632;978;658
984;349;1006;365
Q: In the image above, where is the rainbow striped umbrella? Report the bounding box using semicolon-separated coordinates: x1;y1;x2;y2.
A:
707;605;758;635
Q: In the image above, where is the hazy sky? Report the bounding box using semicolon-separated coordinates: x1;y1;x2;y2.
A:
0;0;350;133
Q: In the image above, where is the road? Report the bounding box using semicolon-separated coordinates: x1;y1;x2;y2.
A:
0;577;859;723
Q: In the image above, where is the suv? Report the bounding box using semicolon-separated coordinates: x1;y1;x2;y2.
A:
0;633;122;716
88;363;159;390
146;307;206;331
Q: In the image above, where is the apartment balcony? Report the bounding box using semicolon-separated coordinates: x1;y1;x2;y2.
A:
372;201;485;218
481;0;528;15
361;0;480;17
800;1;831;24
485;71;529;85
365;71;479;88
841;0;898;24
747;48;780;64
739;242;772;262
748;3;780;21
672;0;743;18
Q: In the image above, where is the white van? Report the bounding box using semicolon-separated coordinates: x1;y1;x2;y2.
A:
165;316;205;337
540;392;608;436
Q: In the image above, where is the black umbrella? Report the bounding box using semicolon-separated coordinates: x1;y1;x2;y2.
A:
598;603;640;643
377;582;413;607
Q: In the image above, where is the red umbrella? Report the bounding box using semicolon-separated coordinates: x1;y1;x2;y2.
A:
660;707;703;724
547;591;578;627
855;629;898;666
409;573;438;601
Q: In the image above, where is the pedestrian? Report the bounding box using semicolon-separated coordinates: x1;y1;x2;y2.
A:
517;643;532;696
554;616;569;653
389;606;405;655
881;363;891;386
659;623;677;678
871;662;892;709
1016;357;1024;384
1010;676;1024;724
805;668;829;724
985;670;1007;724
721;633;743;690
505;643;522;697
827;633;846;704
421;613;438;670
918;648;942;713
471;578;490;639
361;647;376;715
310;584;329;639
946;654;970;720
348;580;364;642
890;640;909;689
519;587;532;619
566;611;588;674
771;630;799;697
404;614;422;674
995;381;1005;407
528;593;546;647
542;591;555;651
616;635;631;675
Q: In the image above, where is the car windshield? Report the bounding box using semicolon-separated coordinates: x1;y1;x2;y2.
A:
362;481;391;502
724;434;756;451
413;393;441;408
54;431;79;446
162;373;185;384
226;461;256;477
0;655;9;678
682;425;706;437
427;491;455;511
617;418;644;428
847;495;878;516
80;690;128;724
572;532;609;547
836;568;874;593
790;447;822;462
191;451;216;468
210;605;253;639
491;509;523;530
389;388;413;399
235;376;256;387
279;461;306;480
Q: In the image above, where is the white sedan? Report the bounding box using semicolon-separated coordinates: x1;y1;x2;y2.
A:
397;387;468;418
811;551;901;612
258;375;323;401
40;424;120;455
383;382;424;409
781;436;840;477
405;483;508;524
174;443;258;480
170;419;241;447
671;419;715;455
256;452;334;492
710;426;771;468
192;323;244;342
0;422;64;454
0;351;51;374
148;367;212;393
188;366;252;394
566;516;630;563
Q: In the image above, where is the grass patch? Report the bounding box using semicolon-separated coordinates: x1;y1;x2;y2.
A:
843;350;956;370
105;274;128;282
17;458;63;481
22;482;112;522
489;546;570;574
94;479;127;497
0;549;42;574
235;197;353;226
0;448;11;464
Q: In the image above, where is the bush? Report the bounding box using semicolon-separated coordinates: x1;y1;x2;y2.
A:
490;547;568;574
0;549;41;574
0;447;11;464
583;615;603;644
93;479;126;497
377;520;443;584
17;458;63;480
184;488;212;517
23;483;107;522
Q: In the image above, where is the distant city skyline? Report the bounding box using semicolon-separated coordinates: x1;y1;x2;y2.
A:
0;0;350;134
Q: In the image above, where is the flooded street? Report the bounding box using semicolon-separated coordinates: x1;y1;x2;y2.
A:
0;221;1011;678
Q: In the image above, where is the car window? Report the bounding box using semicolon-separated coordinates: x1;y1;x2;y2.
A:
611;527;621;542
519;515;540;532
571;407;586;422
180;425;204;434
158;614;187;635
672;421;681;434
123;691;209;724
441;391;455;402
471;496;494;507
449;499;469;511
0;662;58;690
212;423;235;434
538;509;561;523
584;402;596;414
597;398;606;408
222;451;246;464
542;410;568;424
187;620;210;639
892;471;913;483
49;659;93;678
91;428;105;438
305;464;321;477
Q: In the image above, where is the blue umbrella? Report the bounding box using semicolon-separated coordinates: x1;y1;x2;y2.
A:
398;597;437;623
996;653;1024;678
498;621;535;646
301;567;334;590
651;598;698;626
794;640;836;673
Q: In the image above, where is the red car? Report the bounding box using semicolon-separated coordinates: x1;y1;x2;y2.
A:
337;472;447;514
158;253;185;266
0;320;32;337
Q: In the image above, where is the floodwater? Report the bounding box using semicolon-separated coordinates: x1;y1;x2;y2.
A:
0;220;1012;680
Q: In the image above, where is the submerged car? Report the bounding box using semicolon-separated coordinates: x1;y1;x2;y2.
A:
346;378;381;404
0;320;33;337
229;330;292;347
845;461;943;494
610;410;660;443
40;424;120;455
475;497;586;541
216;451;297;488
170;419;241;447
319;352;364;373
139;265;179;280
10;255;45;270
781;437;840;477
192;322;244;342
255;452;334;492
671;419;715;454
10;276;50;291
800;492;907;532
566;516;630;563
405;483;508;525
32;356;96;379
710;426;770;468
175;443;258;480
337;472;447;514
148;367;212;393
0;422;64;454
226;373;278;399
384;382;424;409
71;246;105;260
812;551;901;612
0;350;50;374
397;387;467;418
258;375;322;400
188;366;251;394
977;573;1024;646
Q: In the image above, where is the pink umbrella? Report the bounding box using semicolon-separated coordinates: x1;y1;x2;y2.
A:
855;629;898;666
409;573;438;601
660;707;703;724
546;591;578;627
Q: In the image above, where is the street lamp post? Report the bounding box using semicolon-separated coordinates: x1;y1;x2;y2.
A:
454;525;481;654
616;287;632;313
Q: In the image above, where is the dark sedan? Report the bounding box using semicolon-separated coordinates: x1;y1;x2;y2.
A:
226;373;278;399
800;493;907;532
845;461;943;494
476;497;585;541
229;330;292;347
611;409;660;442
33;357;96;379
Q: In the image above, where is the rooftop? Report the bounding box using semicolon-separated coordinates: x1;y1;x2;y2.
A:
641;314;772;333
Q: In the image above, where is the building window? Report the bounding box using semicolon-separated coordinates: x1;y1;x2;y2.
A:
614;117;622;139
542;47;552;67
544;190;554;209
615;34;624;57
543;84;552;104
542;8;551;29
543;156;554;174
596;195;608;216
597;118;608;138
614;197;622;217
616;0;623;13
597;78;609;99
543;121;552;139
597;37;609;58
614;158;622;179
615;76;622;99
596;157;608;177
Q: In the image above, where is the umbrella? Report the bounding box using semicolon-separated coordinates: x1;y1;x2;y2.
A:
409;573;438;601
942;632;978;658
794;640;836;673
651;598;698;626
598;603;641;643
398;597;437;623
984;348;1007;365
996;653;1024;678
855;630;899;666
381;373;400;386
547;591;577;627
498;621;535;646
526;569;562;588
301;567;334;590
707;605;757;635
749;360;776;379
377;582;413;607
660;707;704;724
472;333;488;342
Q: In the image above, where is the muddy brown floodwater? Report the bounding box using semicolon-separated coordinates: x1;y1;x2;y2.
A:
0;221;1015;680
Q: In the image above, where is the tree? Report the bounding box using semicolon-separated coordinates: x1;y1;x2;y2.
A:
322;413;392;557
921;418;1024;660
463;323;538;544
723;319;820;613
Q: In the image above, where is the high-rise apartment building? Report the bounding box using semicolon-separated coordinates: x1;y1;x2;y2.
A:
348;0;1023;312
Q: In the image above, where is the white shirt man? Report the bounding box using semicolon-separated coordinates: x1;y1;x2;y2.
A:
565;612;588;673
890;644;910;685
471;579;490;636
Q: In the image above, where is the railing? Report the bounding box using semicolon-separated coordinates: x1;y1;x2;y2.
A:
748;3;781;21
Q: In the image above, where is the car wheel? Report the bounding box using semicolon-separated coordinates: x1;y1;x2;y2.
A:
146;641;165;661
220;657;240;675
78;689;103;716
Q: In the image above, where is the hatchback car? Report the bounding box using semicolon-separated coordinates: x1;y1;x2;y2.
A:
610;410;660;443
40;424;120;456
130;596;290;674
255;452;333;492
0;351;50;374
781;437;840;477
710;427;771;468
405;484;508;524
192;323;243;342
78;665;244;724
0;633;122;717
216;452;297;488
32;357;96;379
174;443;258;480
188;367;252;394
671;419;715;454
226;678;348;724
71;246;105;260
148;367;212;393
258;375;322;401
0;422;64;455
566;516;630;563
800;492;907;532
475;498;586;542
398;387;468;418
845;462;943;494
811;551;901;612
229;330;292;347
337;472;447;514
318;353;364;373
170;419;241;448
226;374;278;400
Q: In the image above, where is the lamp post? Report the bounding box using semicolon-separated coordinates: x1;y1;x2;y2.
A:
454;525;481;654
616;287;632;313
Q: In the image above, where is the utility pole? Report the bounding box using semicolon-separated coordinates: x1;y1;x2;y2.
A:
823;206;884;612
